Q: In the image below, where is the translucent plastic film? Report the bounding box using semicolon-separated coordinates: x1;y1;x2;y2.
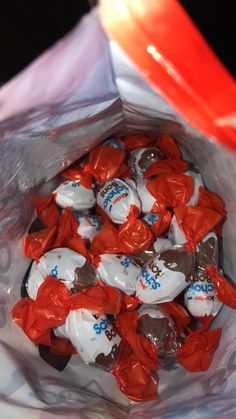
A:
1;5;236;419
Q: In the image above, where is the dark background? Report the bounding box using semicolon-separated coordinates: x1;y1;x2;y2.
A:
0;0;235;83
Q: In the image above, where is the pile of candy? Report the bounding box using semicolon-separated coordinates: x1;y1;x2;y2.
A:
11;134;236;401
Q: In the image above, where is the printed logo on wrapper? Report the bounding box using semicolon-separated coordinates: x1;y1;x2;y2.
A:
136;246;194;304
66;309;121;365
97;178;141;224
96;254;141;295
184;269;222;317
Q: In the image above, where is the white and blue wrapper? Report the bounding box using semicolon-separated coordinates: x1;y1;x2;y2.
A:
54;179;96;211
66;309;121;365
77;215;103;242
97;178;141;224
96;254;141;295
184;268;222;317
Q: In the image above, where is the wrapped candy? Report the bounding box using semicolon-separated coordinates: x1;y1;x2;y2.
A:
53;179;96;211
37;247;96;293
184;267;222;318
66;309;121;368
142;212;172;237
136;178;160;213
134;238;172;266
96;254;141;295
136;304;182;367
121;134;153;150
97;178;141;224
77;215;103;243
136;245;195;304
84;139;126;182
129;147;163;178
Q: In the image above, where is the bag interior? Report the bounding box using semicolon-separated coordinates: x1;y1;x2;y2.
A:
0;10;236;419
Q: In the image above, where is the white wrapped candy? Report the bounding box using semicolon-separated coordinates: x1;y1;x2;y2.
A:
66;309;121;366
96;254;141;295
38;247;96;292
26;261;45;300
136;178;157;214
185;170;204;205
54;179;96;211
184;268;222;317
136;245;194;304
129;147;162;178
97;178;140;224
77;215;103;242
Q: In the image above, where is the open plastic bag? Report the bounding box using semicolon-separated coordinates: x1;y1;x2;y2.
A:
0;1;236;417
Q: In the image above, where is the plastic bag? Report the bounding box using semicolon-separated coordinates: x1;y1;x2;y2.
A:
0;1;236;418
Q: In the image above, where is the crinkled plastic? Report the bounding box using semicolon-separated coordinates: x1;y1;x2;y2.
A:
60;165;93;189
177;327;221;372
84;144;126;182
144;159;188;178
156;134;182;159
143;211;172;238
1;0;236;415
206;265;236;309
174;205;223;251
115;311;159;371
24;226;57;261
146;174;193;214
36;194;60;228
112;342;158;402
118;218;154;255
160;301;190;333
121;134;153;150
11;276;121;346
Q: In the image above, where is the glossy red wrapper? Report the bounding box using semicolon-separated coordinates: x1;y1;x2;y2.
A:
147;173;193;214
121;134;153;150
60;164;93;189
206;265;236;309
11;276;71;345
160;301;190;333
156;134;181;159
36;194;60;228
11;277;121;346
69;281;121;315
197;187;226;218
118;218;154;255
53;208;89;259
115;311;159;371
120;293;141;312
144;159;188;178
113;342;158;402
90;222;120;255
174;205;223;251
24;226;57;261
84;144;126;183
197;187;227;236
148;211;172;238
176;327;221;372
